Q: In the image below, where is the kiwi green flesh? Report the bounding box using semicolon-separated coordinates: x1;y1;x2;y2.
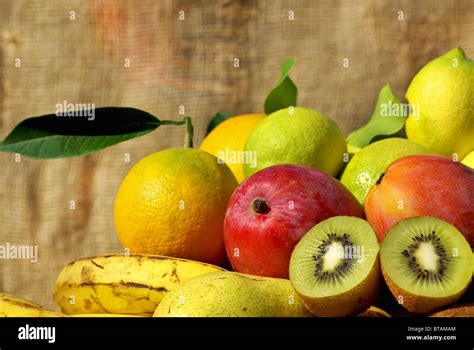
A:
290;216;379;298
381;217;472;299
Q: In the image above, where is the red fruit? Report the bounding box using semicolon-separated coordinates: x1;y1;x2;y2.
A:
223;164;365;278
365;155;474;245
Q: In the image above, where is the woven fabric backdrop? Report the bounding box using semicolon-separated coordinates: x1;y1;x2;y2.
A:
1;0;473;309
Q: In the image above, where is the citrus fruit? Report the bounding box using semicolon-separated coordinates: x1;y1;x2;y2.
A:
340;138;431;205
114;148;238;264
199;113;265;182
405;47;474;159
243;107;347;178
347;144;362;155
462;150;474;168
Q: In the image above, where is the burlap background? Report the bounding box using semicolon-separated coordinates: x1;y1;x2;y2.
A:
1;0;473;310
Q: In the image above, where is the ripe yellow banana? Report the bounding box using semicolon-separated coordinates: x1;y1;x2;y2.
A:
0;293;64;317
54;254;225;315
71;313;146;317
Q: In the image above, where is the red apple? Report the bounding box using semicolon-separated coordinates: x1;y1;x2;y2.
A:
365;155;474;245
223;164;365;278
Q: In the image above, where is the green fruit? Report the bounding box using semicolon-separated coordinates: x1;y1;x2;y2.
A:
381;217;472;314
340;138;431;204
347;144;362;155
153;271;312;317
243;107;346;178
405;47;474;159
289;216;380;317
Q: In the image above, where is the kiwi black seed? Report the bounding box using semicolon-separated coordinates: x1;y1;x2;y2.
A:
312;232;356;283
380;216;472;314
289;216;380;317
401;230;449;282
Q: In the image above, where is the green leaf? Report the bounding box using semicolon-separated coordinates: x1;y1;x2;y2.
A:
205;112;233;135
264;58;297;114
0;107;160;159
346;84;407;148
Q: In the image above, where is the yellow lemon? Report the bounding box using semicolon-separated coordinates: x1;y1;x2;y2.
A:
406;48;474;159
199;114;265;182
114;148;238;265
462;150;474;168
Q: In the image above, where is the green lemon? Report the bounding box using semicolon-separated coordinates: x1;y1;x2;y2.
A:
243;107;346;178
347;144;362;155
340;138;432;205
405;47;474;159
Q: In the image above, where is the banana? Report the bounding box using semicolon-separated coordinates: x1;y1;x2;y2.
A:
70;313;147;317
54;254;225;315
0;293;64;317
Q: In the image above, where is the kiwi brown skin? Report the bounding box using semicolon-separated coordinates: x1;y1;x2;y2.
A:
298;256;381;317
430;303;474;317
372;281;420;317
381;264;469;314
457;277;474;304
357;306;391;317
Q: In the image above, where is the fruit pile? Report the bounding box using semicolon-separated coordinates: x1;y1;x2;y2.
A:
1;48;473;318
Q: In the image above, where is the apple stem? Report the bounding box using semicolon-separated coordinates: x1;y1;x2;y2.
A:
252;199;270;214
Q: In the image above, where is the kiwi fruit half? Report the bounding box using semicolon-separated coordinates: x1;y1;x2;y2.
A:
289;216;380;317
380;216;472;314
357;306;391;317
430;303;474;317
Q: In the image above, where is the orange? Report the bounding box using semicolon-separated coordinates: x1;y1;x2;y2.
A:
199;114;265;182
114;148;238;264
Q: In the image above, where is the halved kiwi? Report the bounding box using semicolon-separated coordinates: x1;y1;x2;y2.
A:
380;216;472;314
289;216;380;317
357;306;391;317
430;303;474;317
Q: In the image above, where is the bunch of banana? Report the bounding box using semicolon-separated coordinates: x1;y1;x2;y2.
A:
53;254;225;315
71;313;145;317
0;293;148;317
0;293;64;317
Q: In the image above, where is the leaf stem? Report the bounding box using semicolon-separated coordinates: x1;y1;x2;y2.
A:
160;116;194;148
